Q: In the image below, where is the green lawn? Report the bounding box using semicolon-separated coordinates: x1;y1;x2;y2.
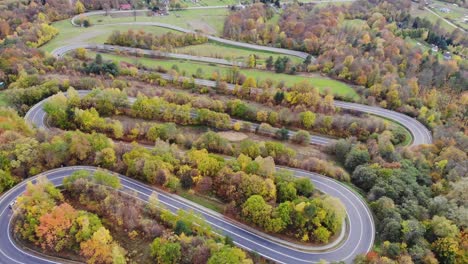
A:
429;0;468;31
0;92;9;107
175;42;303;64
185;0;236;7
311;0;353;8
43;16;301;64
87;8;229;35
41;20;177;53
94;52;358;98
409;2;465;32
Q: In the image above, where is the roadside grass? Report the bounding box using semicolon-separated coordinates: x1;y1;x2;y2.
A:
87;8;229;35
178;189;225;213
94;52;359;98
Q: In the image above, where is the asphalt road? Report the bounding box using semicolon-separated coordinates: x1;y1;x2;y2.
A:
9;92;375;264
69;11;312;60
63;11;431;146
27;89;335;146
0;7;435;264
0;164;373;264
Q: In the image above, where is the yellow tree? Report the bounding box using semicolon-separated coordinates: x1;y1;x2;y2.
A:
75;1;85;14
80;227;125;264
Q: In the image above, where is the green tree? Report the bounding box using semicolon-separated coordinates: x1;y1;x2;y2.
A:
344;146;370;171
294;178;314;197
277;182;297;202
291;130;310;145
314;226;331;243
208;246;252;264
150;238;181;264
300;111;316;129
174;220;192;236
241;195;272;228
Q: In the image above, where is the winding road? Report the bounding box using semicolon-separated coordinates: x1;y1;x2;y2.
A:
0;8;434;264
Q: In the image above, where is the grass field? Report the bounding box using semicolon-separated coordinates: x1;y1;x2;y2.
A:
43;17;300;64
93;52;358;98
429;0;468;30
42;20;177;53
181;0;236;7
410;2;467;32
0;92;9;107
176;42;303;64
87;8;229;35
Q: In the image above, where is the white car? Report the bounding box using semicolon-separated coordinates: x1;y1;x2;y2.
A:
9;200;16;209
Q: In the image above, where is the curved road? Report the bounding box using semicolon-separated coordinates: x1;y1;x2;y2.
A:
70;11;311;60
0;8;435;264
25;90;334;146
64;10;431;146
3;93;375;264
0;164;373;264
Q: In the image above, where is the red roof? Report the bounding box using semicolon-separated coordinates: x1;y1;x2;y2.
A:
120;4;132;10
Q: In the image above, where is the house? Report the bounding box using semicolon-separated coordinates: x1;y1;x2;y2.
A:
431;44;439;52
439;7;450;13
120;4;132;10
443;52;452;60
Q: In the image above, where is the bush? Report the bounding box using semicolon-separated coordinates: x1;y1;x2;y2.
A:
291;130;310;145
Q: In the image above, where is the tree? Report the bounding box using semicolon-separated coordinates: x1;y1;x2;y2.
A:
300;111;316;129
277;182;297;203
0;170;16;193
275;127;290;141
174;220;192;236
95;148;116;168
429;216;459;239
150;238;181;264
314;226;331;243
294;178;314;197
344;146;370;171
266;56;274;70
291;130;310;145
80;227;124;264
75;1;85;15
432;237;459;264
241;195;272;228
36;203;77;252
248;54;256;68
274;91;284;104
208;246;252;264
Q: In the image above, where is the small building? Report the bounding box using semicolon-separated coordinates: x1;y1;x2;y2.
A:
439;7;450;13
431;44;439;52
120;4;132;10
443;52;452;60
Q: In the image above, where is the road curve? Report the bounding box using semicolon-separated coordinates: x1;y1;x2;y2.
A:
25;90;335;146
52;43;245;67
0;163;373;264
2;93;376;263
51;43;430;146
64;11;431;146
70;11;311;60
